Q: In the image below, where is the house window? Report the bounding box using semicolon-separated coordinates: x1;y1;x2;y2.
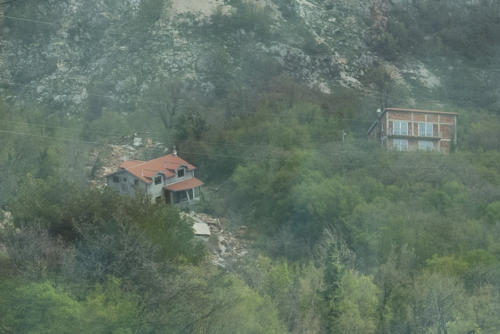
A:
179;191;187;201
418;140;434;151
174;191;188;203
122;177;127;182
393;139;408;151
392;121;408;135
134;179;139;186
177;169;185;178
112;176;119;183
418;123;434;137
154;176;162;185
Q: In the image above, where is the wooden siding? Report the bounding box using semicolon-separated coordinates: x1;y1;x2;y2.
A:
413;113;425;122
370;108;457;154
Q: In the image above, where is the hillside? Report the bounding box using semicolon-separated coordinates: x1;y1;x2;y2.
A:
1;1;500;333
4;0;495;114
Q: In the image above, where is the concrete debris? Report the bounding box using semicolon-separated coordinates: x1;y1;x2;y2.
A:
193;222;211;236
182;211;251;267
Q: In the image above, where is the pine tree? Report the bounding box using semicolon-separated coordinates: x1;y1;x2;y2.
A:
322;242;344;333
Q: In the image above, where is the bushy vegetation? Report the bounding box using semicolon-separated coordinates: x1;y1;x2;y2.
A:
3;72;500;332
372;0;500;61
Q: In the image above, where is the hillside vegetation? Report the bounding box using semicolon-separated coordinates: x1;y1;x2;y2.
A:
1;0;500;333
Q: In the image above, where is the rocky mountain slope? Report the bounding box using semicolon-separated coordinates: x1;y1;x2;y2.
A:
1;0;448;117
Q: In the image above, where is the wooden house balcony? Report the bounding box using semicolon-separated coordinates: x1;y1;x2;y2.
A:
387;134;442;141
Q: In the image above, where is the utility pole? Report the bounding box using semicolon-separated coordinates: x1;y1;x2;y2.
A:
342;130;347;146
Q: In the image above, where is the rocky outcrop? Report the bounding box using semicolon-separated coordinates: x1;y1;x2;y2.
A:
0;0;439;114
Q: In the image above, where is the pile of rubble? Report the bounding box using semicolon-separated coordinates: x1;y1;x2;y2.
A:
182;212;250;267
88;135;168;187
95;145;138;181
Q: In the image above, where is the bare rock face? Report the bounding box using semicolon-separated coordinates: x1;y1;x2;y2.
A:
170;0;228;17
0;0;428;113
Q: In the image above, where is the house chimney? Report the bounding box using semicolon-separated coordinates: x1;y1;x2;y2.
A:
173;146;177;156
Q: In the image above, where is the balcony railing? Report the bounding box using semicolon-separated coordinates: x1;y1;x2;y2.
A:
388;133;442;140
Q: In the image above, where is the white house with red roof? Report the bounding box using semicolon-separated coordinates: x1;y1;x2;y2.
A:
105;153;203;204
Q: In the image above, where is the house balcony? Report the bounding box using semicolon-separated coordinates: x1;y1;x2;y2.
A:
164;177;203;204
387;134;442;141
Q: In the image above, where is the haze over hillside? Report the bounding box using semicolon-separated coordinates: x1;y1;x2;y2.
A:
3;0;499;118
1;1;500;333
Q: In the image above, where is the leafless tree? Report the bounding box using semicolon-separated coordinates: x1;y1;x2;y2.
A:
1;223;71;280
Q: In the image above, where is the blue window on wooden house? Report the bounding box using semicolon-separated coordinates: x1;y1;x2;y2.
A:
418;140;434;151
392;121;408;135
393;139;408;151
418;123;434;137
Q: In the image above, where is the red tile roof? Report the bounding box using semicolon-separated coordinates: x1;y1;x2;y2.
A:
165;177;204;192
118;154;196;184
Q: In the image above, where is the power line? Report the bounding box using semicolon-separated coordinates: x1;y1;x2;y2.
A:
0;125;353;154
0;80;450;125
0;128;468;171
0;104;458;150
1;116;373;137
0;129;105;146
0;118;382;153
0;128;353;165
0;81;457;115
3;15;56;25
1;119;135;140
0;84;467;159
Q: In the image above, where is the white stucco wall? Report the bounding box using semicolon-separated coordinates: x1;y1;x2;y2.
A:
164;168;195;186
107;166;197;203
106;170;147;197
147;173;166;199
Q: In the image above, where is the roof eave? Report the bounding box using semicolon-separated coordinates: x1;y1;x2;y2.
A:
384;107;459;116
124;168;152;184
